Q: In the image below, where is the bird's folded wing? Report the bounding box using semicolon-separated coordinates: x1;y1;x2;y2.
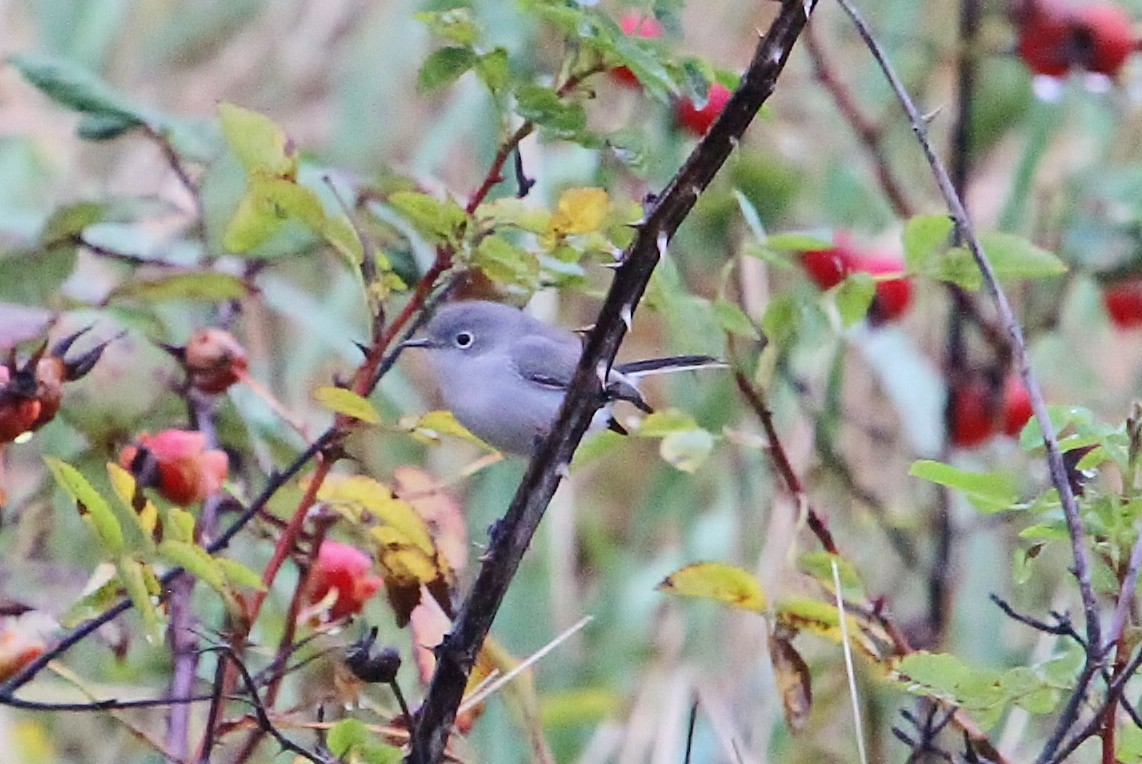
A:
510;334;581;390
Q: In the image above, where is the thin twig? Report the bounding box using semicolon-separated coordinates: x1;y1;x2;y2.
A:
802;24;915;217
213;646;332;764
833;0;1102;660
1105;530;1142;652
733;368;838;553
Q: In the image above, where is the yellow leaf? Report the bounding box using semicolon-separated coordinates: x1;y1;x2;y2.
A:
373;527;440;581
313;386;381;424
218;102;296;178
317;475;434;553
549;187;608;237
106;462;158;541
775;597;889;661
400;410;498;451
657;561;766;613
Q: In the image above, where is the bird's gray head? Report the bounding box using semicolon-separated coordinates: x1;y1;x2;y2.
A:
401;301;523;358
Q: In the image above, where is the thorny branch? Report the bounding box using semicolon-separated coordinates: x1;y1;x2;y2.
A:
406;2;819;761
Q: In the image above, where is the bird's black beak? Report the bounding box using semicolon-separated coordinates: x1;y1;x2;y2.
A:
398;337;431;349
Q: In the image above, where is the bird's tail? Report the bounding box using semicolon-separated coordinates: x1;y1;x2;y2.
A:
614;355;727;378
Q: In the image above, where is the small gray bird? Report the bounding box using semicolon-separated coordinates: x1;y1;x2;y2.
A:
400;300;725;455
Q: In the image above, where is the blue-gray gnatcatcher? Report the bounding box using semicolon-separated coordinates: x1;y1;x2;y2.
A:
400;300;725;455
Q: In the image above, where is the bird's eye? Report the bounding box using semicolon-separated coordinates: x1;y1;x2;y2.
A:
454;331;474;348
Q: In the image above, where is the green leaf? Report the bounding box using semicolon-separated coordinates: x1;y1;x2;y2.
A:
389;191;467;240
0;245;78;303
224;176;326;253
902;214;954;272
476;48;511;92
158;540;228;591
76;112;140;141
1119;725;1142;760
897;651;973;702
106;463;157;551
713;297;760;339
798;552;866;600
637;408;699;436
61;570;122;627
118;557;164;644
473;235;539;288
834;272;876;327
418;46;478;92
215;558;267;591
322;214;365;266
909;460;1019;513
313;386;381;424
40;200;132;243
514;84;587;137
660;428;715;472
415;8;481;46
978;231;1067;281
44;457;125;555
607;28;675;98
165;507;198;544
9;53;151;129
106;272;248;303
1018;405;1097;452
217;102;296;178
327;719;369;756
732;189;767;242
932;246;984;290
761;294;800;345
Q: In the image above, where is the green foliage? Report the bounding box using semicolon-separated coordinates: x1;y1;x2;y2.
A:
897;650;1074;729
909;460;1020;514
8;52;155;139
326;719;402;764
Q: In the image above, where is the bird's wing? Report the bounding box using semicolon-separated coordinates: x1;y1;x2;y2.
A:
509;333;582;390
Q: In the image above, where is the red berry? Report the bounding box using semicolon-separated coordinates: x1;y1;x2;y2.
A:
1074;2;1135;76
859;255;913;323
950;380;995;448
1002;376;1034;436
308;540;383;621
674;82;732;136
120;429;229;505
611;13;663;87
1017;0;1079;76
1103;278;1142;328
1016;0;1136;77
801;247;853;290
